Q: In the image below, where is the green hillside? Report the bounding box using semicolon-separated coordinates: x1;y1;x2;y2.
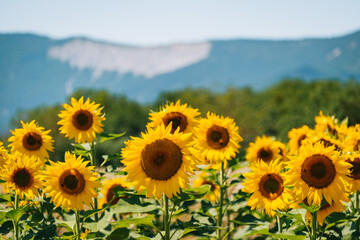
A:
4;78;360;165
1;31;359;134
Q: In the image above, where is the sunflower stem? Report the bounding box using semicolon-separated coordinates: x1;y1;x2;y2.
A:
356;191;360;235
76;209;81;240
163;194;170;240
90;141;99;222
277;215;282;233
14;194;20;240
311;211;318;240
217;161;225;240
226;210;231;240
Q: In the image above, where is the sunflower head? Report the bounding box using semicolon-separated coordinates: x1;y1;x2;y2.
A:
307;130;344;152
99;177;131;207
58;97;106;143
242;160;293;217
8;120;54;161
192;172;220;202
344;127;360;152
285;141;351;206
148;100;200;134
121;124;197;199
288;125;311;155
246;135;282;164
1;152;43;199
301;198;345;225
0;141;9;168
43;152;100;210
344;152;360;193
314;111;338;136
192;112;243;165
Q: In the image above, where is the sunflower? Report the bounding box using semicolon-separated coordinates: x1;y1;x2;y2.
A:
301;198;346;225
1;152;43;199
314;111;338;137
192;112;242;165
0;141;9;169
8;120;54;161
344;127;360;152
307;131;344;152
99;176;131;207
43;152;100;210
58;97;106;143
192;172;220;202
344;152;360;193
121;124;197;199
246;135;281;164
273;140;288;162
288;125;311;155
285;141;351;206
148;100;200;134
242;160;293;217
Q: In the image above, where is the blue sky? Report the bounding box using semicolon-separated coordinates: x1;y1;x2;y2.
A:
1;0;360;46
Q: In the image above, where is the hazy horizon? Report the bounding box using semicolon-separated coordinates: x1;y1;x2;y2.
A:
1;0;360;46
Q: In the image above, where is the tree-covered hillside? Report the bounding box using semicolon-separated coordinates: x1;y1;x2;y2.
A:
3;78;360;165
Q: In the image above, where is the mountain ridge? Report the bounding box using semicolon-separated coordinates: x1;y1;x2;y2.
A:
1;30;360;133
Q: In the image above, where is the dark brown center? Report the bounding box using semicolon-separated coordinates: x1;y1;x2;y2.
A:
318;138;341;152
206;125;229;149
106;184;127;205
12;168;32;189
22;132;42;151
326;124;338;137
59;169;85;195
201;180;216;191
162;112;188;134
257;148;273;162
72;110;93;130
347;157;360;180
141;139;183;180
297;134;307;148
301;154;336;189
259;173;284;200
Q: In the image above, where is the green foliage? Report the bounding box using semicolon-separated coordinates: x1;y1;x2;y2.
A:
5;78;360;166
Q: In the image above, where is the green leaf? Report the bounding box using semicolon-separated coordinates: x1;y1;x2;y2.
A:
5;208;24;223
106;228;130;240
129;232;151;240
55;218;76;233
246;228;306;240
113;214;156;228
99;133;126;143
111;199;157;214
170;229;184;239
173;185;211;205
275;209;306;225
298;203;320;213
83;211;112;232
0;195;11;203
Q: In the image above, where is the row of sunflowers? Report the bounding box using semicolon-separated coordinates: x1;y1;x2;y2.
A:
0;97;360;239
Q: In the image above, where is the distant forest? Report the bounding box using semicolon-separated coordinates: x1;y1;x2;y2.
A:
3;78;360;165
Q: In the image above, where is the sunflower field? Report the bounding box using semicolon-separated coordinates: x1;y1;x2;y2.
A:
1;80;360;240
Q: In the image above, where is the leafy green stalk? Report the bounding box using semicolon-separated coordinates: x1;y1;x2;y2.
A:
14;193;20;240
311;211;317;240
277;215;282;233
356;190;360;235
163;194;170;240
76;209;81;240
90;141;99;222
217;161;225;240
